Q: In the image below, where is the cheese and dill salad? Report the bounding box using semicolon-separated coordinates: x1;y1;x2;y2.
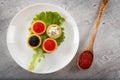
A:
27;11;65;70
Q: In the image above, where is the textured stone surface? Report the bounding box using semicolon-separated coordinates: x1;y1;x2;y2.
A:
0;0;120;79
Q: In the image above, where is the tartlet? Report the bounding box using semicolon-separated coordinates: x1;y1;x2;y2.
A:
31;20;46;35
46;24;62;39
42;38;57;53
27;34;42;49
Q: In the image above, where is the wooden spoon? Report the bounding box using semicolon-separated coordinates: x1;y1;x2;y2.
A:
77;0;110;70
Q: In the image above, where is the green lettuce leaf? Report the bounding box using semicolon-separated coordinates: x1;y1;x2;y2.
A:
29;48;45;70
28;11;65;70
32;11;65;27
55;28;65;46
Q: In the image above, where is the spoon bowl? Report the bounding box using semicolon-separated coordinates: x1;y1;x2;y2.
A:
77;50;93;70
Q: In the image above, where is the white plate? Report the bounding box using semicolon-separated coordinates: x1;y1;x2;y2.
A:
7;3;79;74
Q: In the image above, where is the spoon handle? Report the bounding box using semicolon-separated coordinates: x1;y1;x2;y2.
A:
86;0;109;51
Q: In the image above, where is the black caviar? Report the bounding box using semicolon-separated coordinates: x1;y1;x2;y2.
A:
28;36;40;47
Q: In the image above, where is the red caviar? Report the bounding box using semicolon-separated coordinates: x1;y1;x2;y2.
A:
43;38;57;53
32;21;46;35
78;51;93;69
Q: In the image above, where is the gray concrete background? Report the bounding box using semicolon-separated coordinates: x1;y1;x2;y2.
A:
0;0;120;79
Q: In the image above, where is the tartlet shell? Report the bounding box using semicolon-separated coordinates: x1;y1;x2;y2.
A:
42;38;57;53
46;24;62;39
27;34;42;49
31;20;46;35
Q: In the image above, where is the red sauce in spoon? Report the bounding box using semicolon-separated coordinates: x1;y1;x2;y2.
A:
78;51;93;69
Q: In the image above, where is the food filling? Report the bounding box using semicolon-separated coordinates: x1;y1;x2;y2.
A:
44;39;57;51
49;26;60;36
28;35;40;47
32;21;46;34
47;24;61;38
